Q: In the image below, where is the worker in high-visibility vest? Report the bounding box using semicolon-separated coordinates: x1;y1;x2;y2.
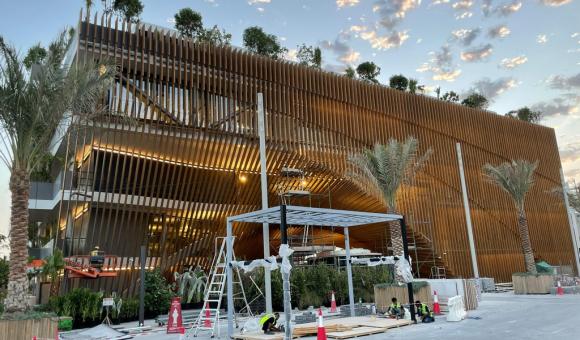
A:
259;312;280;334
415;300;435;323
387;297;405;319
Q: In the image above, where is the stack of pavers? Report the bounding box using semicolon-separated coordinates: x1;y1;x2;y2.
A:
340;304;372;317
295;311;317;324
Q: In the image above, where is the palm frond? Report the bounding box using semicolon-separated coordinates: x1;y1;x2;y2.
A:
347;137;432;211
482;159;538;210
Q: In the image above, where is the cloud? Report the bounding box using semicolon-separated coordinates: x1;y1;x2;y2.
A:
319;37;360;65
417;45;462;82
166;17;176;24
488;25;511;38
560;143;580;164
285;49;298;62
470;77;518;100
499;55;528;69
450;28;481;46
372;0;422;30
350;25;409;50
337;0;360;8
451;0;474;19
431;0;450;4
541;0;572;6
483;0;523;17
323;63;348;73
460;44;494;62
257;7;265;12
547;73;580;90
248;0;270;4
537;34;548;44
531;95;580;117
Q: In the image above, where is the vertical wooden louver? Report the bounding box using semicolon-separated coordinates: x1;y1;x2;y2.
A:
54;12;576;295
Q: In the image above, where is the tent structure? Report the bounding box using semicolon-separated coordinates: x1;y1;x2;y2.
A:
225;205;413;339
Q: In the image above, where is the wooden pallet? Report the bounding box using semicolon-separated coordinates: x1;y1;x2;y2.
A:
327;326;388;339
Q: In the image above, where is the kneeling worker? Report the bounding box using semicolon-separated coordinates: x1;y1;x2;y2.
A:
387;297;405;319
260;312;281;334
415;300;435;323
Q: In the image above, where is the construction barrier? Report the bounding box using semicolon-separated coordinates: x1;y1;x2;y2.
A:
446;295;466;322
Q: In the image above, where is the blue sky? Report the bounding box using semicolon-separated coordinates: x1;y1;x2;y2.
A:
0;0;579;239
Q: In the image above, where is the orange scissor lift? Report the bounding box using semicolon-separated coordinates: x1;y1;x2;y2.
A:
64;250;118;279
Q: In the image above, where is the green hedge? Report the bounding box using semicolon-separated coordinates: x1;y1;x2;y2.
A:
241;264;391;311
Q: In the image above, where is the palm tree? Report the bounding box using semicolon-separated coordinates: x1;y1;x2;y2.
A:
348;137;432;258
42;249;65;297
483;160;538;274
0;31;115;312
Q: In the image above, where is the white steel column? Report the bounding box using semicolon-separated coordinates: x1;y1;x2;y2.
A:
344;227;355;317
257;93;273;313
226;220;234;338
456;143;480;278
560;169;580;276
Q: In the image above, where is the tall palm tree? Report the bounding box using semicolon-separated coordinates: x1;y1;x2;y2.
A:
348;137;432;258
483;160;538;274
42;249;65;297
0;31;114;312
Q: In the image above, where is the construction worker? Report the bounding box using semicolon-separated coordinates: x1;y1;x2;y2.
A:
387;297;405;319
260;312;281;334
415;300;435;323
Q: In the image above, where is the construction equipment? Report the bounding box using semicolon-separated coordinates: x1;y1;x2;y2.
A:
64;247;118;279
189;237;252;338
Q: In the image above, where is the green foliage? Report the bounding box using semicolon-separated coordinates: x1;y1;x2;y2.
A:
0;310;55;320
23;44;47;70
243;26;287;59
174;8;203;38
0;258;9;289
112;0;144;22
174;266;207;303
389;74;408;91
42;249;64;285
198;25;232;45
408;79;418;94
356;62;380;83
119;297;139;320
296;44;322;68
58;317;73;331
441;91;459;103
144;269;172;318
482;159;538;211
506;107;542;124
241;265;391;311
49;288;102;325
375;280;428;293
461;92;489;110
345;66;356;79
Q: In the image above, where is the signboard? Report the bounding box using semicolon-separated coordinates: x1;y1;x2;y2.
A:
167;297;183;333
102;297;114;307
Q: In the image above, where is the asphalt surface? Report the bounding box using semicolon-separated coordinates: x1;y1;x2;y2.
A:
134;293;580;340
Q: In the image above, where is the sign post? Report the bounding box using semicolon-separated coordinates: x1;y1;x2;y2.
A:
167;297;183;333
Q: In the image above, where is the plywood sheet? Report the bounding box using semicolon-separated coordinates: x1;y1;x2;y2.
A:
327;326;388;339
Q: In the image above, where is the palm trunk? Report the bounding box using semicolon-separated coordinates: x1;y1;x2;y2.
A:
517;209;537;274
388;214;405;284
4;169;32;313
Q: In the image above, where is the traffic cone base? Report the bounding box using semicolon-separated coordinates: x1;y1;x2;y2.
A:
204;302;212;327
433;290;441;315
317;308;327;340
556;281;564;296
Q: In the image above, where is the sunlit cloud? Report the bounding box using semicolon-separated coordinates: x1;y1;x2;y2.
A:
337;0;360;8
460;44;493;62
469;77;518;100
248;0;270;4
285;49;298;62
488;25;511;39
541;0;573;6
319;37;360;65
499;55;528;69
532;95;580;117
483;0;522;17
450;28;481;46
537;34;548;44
417;45;463;82
360;29;409;50
372;0;422;29
547;73;580;90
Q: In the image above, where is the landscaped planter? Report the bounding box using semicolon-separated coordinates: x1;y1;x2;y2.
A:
512;273;554;294
0;316;59;339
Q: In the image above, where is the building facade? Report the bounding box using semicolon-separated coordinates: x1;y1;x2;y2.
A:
29;13;577;296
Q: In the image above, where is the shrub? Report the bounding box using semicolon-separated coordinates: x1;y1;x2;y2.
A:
48;288;103;328
144;269;173;318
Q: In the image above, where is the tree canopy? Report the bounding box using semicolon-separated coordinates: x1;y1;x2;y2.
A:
441;91;459;103
296;44;322;69
23;44;47;70
112;0;144;23
389;74;408;91
356;61;380;83
243;26;287;59
344;66;356;79
174;8;204;38
461;92;489;110
506;107;542;124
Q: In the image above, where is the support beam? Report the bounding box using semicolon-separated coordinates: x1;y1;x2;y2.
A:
344;227;355;317
227;220;234;338
257;92;273;314
400;217;416;323
561;169;580;276
456;142;480;278
279;205;292;340
138;245;146;327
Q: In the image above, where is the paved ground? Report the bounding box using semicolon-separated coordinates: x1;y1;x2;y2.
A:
133;293;580;340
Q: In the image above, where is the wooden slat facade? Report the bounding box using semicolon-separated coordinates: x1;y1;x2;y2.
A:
50;12;575;295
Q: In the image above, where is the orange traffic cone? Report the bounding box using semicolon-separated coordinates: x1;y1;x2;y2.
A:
433;290;441;315
204;302;212;327
557;281;564;296
317;308;327;340
330;291;337;313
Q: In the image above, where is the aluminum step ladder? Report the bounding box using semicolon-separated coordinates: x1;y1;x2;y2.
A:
189;237;252;338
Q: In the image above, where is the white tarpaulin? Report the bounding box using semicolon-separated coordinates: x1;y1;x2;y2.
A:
230;256;279;273
351;256;414;283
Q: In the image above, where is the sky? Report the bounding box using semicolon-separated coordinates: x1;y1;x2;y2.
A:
0;0;579;241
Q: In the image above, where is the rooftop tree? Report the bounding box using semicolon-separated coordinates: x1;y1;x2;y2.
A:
483;160;539;274
111;0;144;23
461;92;489;110
0;31;115;312
243;26;287;59
408;78;418;94
174;8;204;38
344;66;356;79
356;61;380;83
389;74;408;91
441;91;459;103
506;107;542;124
296;44;322;69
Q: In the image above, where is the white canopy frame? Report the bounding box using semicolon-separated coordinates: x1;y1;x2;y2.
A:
225;205;408;339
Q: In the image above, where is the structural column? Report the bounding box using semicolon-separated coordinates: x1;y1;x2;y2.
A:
279;205;292;340
257;92;273;313
400;217;416;323
226;220;234;338
344;227;355;317
561;169;580;276
456;142;480;278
